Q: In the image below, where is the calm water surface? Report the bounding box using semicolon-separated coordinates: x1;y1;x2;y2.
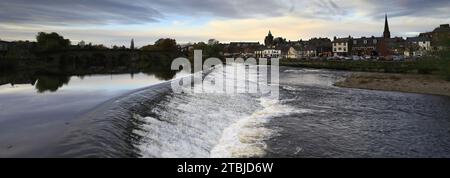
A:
0;71;188;157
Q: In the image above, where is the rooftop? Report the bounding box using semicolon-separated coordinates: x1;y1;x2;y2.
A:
433;24;450;33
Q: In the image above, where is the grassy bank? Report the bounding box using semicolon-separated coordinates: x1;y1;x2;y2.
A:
335;72;450;97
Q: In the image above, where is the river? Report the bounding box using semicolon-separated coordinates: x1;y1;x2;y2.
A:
1;66;450;157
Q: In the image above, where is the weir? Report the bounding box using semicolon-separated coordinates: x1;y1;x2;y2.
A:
54;64;285;158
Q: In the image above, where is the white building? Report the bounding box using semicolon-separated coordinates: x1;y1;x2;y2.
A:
332;37;351;56
406;37;431;51
288;46;319;59
287;46;300;59
404;36;432;57
255;48;282;59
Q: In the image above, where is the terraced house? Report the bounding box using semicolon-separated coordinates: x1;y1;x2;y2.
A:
351;36;380;56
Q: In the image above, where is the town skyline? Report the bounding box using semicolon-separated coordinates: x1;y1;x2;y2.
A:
0;17;446;48
0;0;449;47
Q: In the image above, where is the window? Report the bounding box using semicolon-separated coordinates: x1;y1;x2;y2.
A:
364;40;367;44
354;40;357;45
343;48;346;51
338;47;342;50
373;39;377;44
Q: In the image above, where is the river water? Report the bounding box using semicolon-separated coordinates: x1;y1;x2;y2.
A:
1;66;450;157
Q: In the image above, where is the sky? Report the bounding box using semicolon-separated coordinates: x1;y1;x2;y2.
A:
0;0;449;47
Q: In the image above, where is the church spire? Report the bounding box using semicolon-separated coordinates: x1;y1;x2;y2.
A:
130;38;134;50
383;13;391;39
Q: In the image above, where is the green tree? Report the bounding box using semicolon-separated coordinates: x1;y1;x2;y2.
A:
188;42;223;60
36;32;71;51
154;38;177;50
141;38;177;51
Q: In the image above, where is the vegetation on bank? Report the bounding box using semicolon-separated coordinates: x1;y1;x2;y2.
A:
281;49;450;81
0;32;184;73
141;38;178;51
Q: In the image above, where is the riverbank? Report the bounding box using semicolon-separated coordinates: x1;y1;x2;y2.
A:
280;49;450;81
335;72;450;97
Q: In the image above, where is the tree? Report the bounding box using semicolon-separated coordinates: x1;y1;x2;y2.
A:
141;38;177;51
78;40;86;48
154;38;177;50
36;32;71;51
208;39;219;45
188;42;223;60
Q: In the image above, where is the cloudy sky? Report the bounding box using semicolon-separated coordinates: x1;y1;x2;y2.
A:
0;0;449;46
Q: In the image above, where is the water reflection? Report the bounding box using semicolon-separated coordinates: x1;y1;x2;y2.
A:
0;57;181;93
35;75;71;93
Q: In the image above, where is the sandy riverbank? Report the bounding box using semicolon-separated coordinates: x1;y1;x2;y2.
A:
335;72;450;97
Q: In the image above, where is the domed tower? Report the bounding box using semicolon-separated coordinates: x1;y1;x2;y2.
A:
264;30;274;48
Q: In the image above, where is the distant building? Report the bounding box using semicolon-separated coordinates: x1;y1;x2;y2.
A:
229;42;260;47
419;24;450;49
383;37;406;56
278;45;291;59
404;36;431;57
406;36;431;51
130;38;135;50
308;38;332;57
404;43;422;57
299;45;317;58
255;48;281;59
377;14;407;57
332;37;351;56
224;42;261;58
287;46;301;59
285;38;332;58
0;40;9;51
351;36;380;56
264;31;274;48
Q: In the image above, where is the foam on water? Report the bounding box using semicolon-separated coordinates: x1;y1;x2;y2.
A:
132;64;306;158
210;97;305;158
